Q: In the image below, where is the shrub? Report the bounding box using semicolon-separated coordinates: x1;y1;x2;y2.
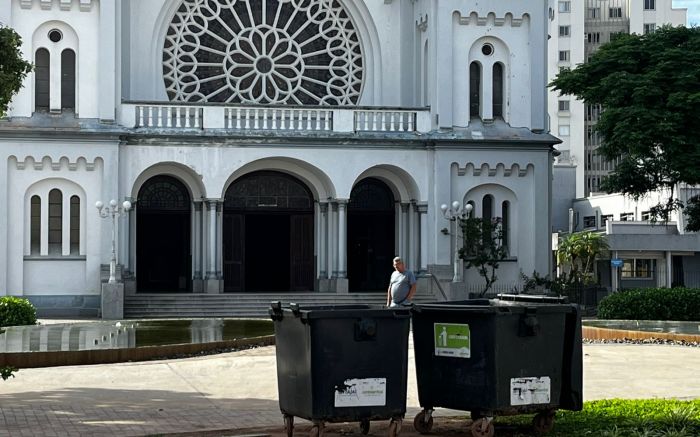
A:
597;288;700;321
0;296;37;327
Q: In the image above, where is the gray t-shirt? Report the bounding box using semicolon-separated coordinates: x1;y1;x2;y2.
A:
389;270;417;305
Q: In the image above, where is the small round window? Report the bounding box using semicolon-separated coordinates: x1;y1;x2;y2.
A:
481;43;494;56
48;29;63;43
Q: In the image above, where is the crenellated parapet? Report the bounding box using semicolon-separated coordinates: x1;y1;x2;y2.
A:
9;155;100;171
455;162;534;177
455;11;529;27
20;0;94;11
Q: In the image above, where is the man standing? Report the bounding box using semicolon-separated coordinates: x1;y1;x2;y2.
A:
387;256;417;307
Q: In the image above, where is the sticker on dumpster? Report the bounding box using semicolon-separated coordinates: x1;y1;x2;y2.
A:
510;377;551;406
433;323;471;358
334;378;386;407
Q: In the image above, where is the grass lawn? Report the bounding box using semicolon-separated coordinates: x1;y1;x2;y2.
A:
495;399;700;436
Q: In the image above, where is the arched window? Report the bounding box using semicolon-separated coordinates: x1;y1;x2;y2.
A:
30;195;41;254
35;48;50;110
423;41;429;106
493;63;504;118
469;62;481;117
61;49;76;110
70;195;80;254
48;189;62;254
502;201;510;251
482;195;493;222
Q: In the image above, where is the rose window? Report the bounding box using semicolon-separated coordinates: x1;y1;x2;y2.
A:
162;0;364;105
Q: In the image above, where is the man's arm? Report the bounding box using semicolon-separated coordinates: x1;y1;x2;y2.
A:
407;283;417;301
386;285;392;306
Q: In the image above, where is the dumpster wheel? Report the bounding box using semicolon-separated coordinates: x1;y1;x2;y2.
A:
470;417;494;437
310;421;325;437
360;419;370;435
283;414;294;437
413;410;433;434
388;418;402;437
532;410;556;434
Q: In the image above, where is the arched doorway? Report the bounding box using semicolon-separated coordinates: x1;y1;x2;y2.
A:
136;175;192;292
348;178;395;292
223;171;314;292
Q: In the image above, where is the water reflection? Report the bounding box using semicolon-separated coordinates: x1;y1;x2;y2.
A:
0;319;273;353
584;320;700;336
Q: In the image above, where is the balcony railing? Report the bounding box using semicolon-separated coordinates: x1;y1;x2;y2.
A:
120;102;431;134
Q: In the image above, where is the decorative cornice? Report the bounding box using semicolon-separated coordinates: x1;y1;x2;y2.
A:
456;162;532;177
455;11;527;27
10;155;98;171
20;0;94;12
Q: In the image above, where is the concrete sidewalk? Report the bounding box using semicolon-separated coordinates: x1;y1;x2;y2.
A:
1;343;699;436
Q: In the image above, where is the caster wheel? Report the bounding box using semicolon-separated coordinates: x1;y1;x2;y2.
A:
310;422;324;437
284;414;294;437
360;419;370;435
413;411;433;434
532;411;555;434
470;417;494;437
388;418;402;437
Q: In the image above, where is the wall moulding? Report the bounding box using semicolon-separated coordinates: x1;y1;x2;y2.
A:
456;162;533;177
455;11;527;27
20;0;94;11
10;155;99;171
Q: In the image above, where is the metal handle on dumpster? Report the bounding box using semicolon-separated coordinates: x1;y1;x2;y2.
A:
518;307;540;337
270;301;284;321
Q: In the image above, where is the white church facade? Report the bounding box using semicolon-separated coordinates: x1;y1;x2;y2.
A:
0;0;559;316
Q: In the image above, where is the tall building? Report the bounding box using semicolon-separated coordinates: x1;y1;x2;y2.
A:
0;0;560;317
549;0;686;198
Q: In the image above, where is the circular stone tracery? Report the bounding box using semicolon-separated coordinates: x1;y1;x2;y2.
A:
163;0;364;105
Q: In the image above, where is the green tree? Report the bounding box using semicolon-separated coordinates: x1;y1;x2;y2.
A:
557;231;609;285
0;25;33;117
550;26;700;230
458;217;509;297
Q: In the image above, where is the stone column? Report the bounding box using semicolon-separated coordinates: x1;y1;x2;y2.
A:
205;199;221;293
329;201;337;278
192;201;203;292
61;196;71;256
417;202;429;273
409;201;419;271
337;199;348;278
665;251;673;288
400;202;410;261
318;202;330;291
40;194;48;256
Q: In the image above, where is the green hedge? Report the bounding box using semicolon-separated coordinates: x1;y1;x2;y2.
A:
0;296;37;327
597;287;700;321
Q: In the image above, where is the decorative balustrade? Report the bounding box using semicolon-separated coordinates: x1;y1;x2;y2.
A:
354;110;416;132
121;102;431;134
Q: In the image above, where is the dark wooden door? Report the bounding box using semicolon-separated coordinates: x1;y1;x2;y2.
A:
290;214;314;291
223;214;244;292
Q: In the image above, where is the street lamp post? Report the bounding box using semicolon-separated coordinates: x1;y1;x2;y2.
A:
441;201;473;282
96;199;132;284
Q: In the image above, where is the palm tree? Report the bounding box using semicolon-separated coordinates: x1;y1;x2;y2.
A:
557;231;609;285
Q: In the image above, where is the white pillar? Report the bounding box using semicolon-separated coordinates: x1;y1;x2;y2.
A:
611;250;619;292
400;203;409;261
99;0;117;121
318;202;328;278
206;200;217;279
193;202;202;281
337;199;348;278
409;202;419;271
329;202;338;277
418;202;428;273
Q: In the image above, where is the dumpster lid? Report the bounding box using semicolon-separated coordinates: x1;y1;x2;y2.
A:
270;302;411;320
497;294;569;304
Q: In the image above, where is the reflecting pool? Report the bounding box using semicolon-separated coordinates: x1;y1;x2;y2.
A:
0;319;273;353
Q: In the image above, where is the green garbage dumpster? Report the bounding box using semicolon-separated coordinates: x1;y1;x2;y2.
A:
270;302;411;437
411;295;582;437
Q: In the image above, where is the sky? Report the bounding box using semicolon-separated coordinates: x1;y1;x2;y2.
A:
674;0;700;26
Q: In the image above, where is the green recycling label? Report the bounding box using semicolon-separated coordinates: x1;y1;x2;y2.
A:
434;323;471;358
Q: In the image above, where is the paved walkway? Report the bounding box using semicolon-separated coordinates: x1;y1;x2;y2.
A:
1;333;700;436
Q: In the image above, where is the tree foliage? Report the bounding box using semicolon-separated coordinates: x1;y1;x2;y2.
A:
458;217;509;296
557;231;609;285
550;26;700;230
0;25;33;117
